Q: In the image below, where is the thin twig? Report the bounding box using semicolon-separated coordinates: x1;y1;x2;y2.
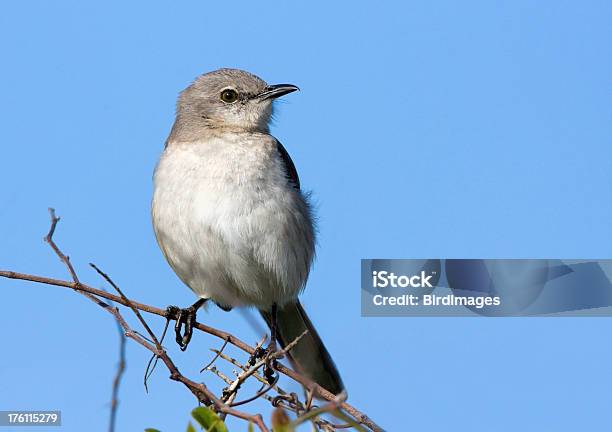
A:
200;337;230;372
144;319;171;392
289;393;353;430
212;349;288;397
109;311;126;432
208;366;234;386
223;329;308;404
44;208;80;284
89;263;161;348
229;375;279;408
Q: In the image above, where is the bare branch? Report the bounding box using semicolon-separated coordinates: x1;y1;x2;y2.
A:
0;210;384;432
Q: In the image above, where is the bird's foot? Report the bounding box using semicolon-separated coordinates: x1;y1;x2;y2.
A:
262;303;280;383
165;298;207;351
261;339;280;384
263;344;278;384
247;341;278;384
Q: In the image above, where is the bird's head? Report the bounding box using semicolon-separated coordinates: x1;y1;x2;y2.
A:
171;68;299;140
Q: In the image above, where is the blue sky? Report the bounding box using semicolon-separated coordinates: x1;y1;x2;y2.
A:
1;1;611;431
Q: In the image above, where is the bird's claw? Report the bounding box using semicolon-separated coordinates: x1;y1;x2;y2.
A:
263;359;277;384
262;341;279;384
248;346;266;366
246;343;277;383
166;300;205;351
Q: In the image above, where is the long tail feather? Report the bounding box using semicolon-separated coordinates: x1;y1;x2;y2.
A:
260;300;344;395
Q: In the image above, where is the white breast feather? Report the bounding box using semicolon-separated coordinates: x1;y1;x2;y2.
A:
151;133;315;309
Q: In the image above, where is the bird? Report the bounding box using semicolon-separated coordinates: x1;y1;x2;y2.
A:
151;68;344;395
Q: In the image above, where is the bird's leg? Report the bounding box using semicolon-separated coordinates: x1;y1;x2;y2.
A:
245;304;280;384
165;298;208;351
263;303;279;383
267;302;279;354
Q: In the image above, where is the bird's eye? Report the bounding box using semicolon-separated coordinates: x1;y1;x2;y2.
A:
220;89;239;103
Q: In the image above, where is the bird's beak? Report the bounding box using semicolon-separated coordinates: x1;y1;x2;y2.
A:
257;84;300;100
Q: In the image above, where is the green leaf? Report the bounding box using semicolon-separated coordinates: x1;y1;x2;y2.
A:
248;422;255;432
186;422;196;432
191;407;217;428
145;429;161;432
191;407;228;432
212;420;228;432
211;420;228;432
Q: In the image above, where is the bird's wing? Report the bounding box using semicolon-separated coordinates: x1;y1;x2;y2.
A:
275;139;300;190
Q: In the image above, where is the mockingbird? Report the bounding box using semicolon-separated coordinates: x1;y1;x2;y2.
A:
152;68;344;395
